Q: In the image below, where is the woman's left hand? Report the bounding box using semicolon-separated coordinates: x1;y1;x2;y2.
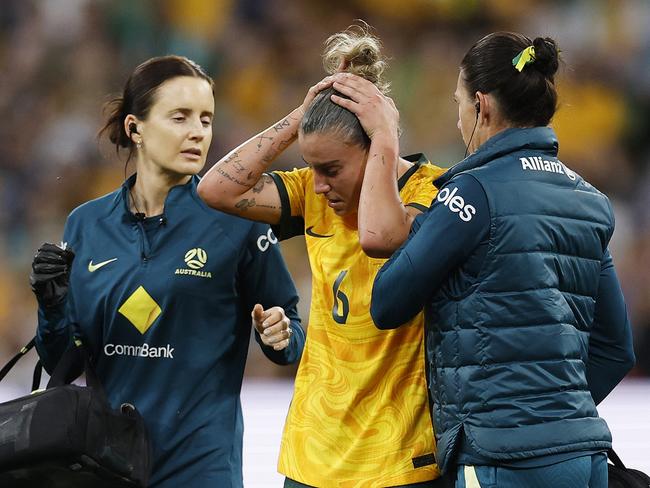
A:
252;304;293;351
330;72;399;141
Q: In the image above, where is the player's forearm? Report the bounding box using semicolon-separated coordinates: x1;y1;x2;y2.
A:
198;108;302;210
358;137;409;258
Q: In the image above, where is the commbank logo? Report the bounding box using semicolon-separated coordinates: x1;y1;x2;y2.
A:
118;286;161;334
104;343;174;359
176;247;212;278
436;186;476;222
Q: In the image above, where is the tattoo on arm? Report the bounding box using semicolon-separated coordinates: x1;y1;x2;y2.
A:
224;151;239;163
273;119;291;132
235;198;256;211
231;161;246;173
234;197;277;212
217;168;249;186
277;139;292;152
255;135;274;152
252;174;273;194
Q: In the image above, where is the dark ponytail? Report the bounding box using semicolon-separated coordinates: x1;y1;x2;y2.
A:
460;32;560;127
531;36;560;78
101;96;130;149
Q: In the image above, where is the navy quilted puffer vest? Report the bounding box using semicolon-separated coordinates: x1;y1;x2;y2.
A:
429;127;614;472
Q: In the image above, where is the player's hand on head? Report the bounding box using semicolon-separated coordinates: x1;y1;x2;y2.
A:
299;76;335;117
252;304;293;351
329;72;399;141
30;242;75;308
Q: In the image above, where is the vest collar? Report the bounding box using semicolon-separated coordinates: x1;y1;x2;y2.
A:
436;127;559;187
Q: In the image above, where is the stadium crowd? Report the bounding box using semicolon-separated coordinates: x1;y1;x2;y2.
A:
1;0;649;381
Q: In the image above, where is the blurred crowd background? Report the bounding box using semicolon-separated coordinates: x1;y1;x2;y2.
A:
1;0;649;384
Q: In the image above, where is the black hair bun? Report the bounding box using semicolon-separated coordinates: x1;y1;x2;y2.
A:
532;37;559;78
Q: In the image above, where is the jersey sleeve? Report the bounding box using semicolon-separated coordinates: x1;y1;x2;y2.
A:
238;221;305;365
35;214;78;374
371;174;490;329
269;168;309;240
404;164;447;212
586;249;636;404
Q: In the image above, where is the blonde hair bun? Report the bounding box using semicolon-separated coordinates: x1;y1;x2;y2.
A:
322;21;389;94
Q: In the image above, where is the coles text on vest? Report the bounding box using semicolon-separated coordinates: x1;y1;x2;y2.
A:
436;186;476;222
519;156;576;181
104;342;175;358
257;228;278;252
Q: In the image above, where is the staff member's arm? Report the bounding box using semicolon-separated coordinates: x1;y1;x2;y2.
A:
371;175;489;328
586;250;635;404
240;222;305;365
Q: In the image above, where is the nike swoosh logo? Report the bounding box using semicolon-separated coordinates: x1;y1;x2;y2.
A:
88;258;118;272
305;226;333;238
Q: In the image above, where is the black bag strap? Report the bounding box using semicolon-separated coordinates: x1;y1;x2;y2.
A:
607;448;627;470
32;359;43;392
47;338;106;399
0;336;106;400
0;338;36;383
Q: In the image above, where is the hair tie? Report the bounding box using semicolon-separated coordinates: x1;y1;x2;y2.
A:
512;46;535;72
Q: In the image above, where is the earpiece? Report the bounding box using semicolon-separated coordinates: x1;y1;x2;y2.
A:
465;102;481;159
128;123;138;134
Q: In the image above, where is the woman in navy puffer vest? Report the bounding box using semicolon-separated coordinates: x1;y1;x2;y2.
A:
369;32;635;488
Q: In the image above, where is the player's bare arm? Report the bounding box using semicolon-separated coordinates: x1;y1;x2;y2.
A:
331;73;417;258
198;76;335;224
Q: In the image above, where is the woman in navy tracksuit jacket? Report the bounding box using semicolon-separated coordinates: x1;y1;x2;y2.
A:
30;55;305;488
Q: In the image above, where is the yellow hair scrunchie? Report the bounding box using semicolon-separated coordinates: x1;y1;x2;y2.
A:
512;46;536;72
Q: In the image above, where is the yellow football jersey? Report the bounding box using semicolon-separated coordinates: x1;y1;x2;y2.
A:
271;155;446;487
